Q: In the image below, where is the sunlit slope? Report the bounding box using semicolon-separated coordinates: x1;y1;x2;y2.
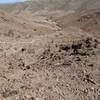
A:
0;0;100;13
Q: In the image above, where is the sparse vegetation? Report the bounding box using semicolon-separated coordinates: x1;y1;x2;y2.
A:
0;0;100;100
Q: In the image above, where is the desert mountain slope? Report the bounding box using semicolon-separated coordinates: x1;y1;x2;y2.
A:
55;9;100;37
0;11;59;42
0;0;100;13
0;0;100;100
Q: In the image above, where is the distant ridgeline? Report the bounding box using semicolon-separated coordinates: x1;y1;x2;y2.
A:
0;0;100;13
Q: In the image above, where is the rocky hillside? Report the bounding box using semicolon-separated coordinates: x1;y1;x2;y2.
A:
0;0;100;13
0;0;100;100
